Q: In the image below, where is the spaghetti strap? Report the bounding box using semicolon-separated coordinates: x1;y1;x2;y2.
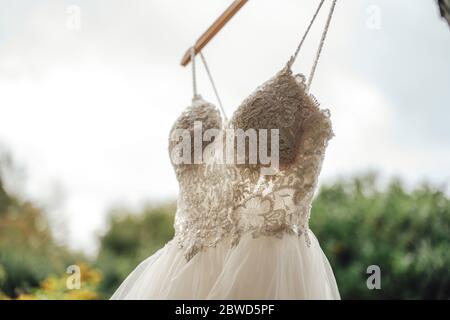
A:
199;52;228;122
189;46;228;121
286;0;325;70
286;0;338;91
190;47;200;101
307;0;338;90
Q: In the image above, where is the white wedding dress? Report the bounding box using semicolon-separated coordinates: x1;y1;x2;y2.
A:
111;67;340;299
111;1;340;300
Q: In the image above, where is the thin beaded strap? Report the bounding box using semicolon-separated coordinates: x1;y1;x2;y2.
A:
287;0;338;92
286;0;325;69
199;52;228;122
190;47;200;101
190;47;227;121
307;0;337;91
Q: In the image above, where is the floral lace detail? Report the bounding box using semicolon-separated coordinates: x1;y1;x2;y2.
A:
169;96;222;168
168;68;333;260
169;97;234;260
173;162;234;261
229;66;334;248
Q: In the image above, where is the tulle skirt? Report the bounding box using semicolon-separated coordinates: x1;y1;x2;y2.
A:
110;230;340;300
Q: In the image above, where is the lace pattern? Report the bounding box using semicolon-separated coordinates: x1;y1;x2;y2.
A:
169;97;234;260
169;68;333;260
229;66;334;247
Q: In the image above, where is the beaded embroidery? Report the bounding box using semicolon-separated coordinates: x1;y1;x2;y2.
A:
169;67;333;260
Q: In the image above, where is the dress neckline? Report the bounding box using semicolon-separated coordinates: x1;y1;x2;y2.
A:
193;64;306;128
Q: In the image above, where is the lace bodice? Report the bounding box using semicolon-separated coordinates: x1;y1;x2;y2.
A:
228;66;333;247
169;66;333;260
169;97;234;260
168;0;338;261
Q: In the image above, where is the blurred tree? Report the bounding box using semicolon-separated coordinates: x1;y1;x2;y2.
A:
0;151;14;214
96;204;175;297
1;143;449;299
16;262;102;300
0;176;10;214
311;174;450;299
0;149;84;298
438;0;450;26
97;174;450;299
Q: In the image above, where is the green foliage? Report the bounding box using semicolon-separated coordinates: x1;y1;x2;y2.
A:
95;204;175;297
0;196;82;297
311;174;450;299
0;151;85;298
95;174;450;299
14;262;102;300
1;144;449;299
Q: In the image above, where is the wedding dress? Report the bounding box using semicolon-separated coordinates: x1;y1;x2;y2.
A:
111;0;340;300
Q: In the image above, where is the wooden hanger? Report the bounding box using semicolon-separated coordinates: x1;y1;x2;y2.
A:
180;0;248;66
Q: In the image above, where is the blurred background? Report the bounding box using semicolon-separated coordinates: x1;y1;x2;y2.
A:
0;0;449;299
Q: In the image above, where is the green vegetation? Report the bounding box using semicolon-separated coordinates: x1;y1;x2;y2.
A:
95;205;175;296
311;174;450;299
0;152;85;298
0;150;449;299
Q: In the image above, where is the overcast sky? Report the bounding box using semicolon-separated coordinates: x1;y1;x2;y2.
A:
0;0;449;255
